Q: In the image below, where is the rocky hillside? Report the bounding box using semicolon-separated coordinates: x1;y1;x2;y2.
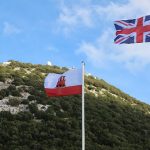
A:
0;60;150;150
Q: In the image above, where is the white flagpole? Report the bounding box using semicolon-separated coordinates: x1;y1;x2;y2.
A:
82;61;85;150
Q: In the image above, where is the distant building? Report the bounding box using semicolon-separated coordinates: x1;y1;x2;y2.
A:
2;61;11;66
47;61;52;66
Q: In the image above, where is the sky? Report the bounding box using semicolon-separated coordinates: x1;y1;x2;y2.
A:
1;0;150;104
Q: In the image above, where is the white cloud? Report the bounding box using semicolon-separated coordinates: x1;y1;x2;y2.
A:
58;0;150;30
78;42;106;67
78;29;150;72
95;0;150;21
57;2;94;34
76;0;150;71
57;0;150;71
112;43;150;71
47;45;58;52
77;29;113;68
3;22;21;36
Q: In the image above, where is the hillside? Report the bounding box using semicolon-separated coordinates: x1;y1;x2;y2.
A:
0;60;150;150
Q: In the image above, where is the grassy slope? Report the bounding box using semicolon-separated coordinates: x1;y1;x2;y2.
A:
0;61;150;150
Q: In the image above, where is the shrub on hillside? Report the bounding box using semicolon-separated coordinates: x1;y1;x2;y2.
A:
12;77;24;86
11;90;21;97
0;89;9;98
0;74;5;82
8;98;21;106
0;95;3;100
21;99;29;105
28;95;35;101
8;85;16;91
28;103;38;114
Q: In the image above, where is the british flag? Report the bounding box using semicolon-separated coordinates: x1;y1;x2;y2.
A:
114;15;150;44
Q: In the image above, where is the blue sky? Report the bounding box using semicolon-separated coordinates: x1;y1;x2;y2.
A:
1;0;150;104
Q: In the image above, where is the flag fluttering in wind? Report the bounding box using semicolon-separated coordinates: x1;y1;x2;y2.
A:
114;15;150;44
44;69;82;96
44;63;85;150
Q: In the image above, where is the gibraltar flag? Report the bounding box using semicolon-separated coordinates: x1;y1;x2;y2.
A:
44;69;82;96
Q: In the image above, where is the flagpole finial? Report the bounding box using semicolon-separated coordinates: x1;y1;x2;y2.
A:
81;61;85;65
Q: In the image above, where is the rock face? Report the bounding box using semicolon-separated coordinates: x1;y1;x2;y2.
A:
0;79;49;114
0;78;143;114
0;60;149;115
0;104;28;114
2;61;11;66
0;82;9;90
0;61;150;115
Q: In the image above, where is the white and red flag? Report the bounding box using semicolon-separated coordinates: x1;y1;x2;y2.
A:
44;69;82;96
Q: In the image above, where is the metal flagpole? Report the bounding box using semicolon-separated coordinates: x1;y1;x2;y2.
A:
82;61;85;150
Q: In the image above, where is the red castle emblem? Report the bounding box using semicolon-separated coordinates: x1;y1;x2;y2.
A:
56;76;66;87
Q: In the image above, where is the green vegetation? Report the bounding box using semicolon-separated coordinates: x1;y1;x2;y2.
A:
8;97;21;106
0;60;149;150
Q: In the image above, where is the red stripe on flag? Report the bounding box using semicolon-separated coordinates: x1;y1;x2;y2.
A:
45;85;82;96
116;17;150;43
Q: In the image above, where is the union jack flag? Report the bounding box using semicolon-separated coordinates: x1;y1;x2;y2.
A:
114;15;150;44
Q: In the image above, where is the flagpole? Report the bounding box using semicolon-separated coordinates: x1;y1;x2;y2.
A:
81;61;85;150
